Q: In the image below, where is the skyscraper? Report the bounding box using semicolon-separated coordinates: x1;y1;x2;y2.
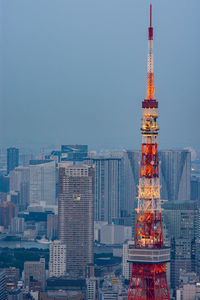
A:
29;160;56;205
58;163;94;278
85;155;123;223
10;166;30;210
159;150;191;201
7;147;19;175
125;149;191;205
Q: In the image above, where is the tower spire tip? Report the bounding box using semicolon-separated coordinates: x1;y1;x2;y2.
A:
150;3;152;27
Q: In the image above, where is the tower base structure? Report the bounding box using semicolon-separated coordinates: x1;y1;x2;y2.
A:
127;263;169;300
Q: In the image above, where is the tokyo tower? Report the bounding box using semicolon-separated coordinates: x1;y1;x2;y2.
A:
127;5;170;300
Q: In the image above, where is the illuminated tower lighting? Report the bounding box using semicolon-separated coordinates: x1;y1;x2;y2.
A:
127;5;170;300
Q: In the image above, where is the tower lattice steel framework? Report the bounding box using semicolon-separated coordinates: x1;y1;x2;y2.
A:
127;5;170;300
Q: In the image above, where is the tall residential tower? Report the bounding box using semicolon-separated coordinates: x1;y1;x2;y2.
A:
58;163;94;278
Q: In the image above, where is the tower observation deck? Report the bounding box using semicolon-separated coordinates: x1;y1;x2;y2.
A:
127;5;170;299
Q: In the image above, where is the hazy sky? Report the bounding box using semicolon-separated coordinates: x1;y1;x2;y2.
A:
0;0;199;151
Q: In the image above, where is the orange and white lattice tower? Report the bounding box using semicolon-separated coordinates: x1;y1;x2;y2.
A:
127;5;170;300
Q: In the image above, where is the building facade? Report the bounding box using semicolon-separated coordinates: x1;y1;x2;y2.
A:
7;147;19;175
10;166;30;210
49;240;66;277
24;258;46;291
125;150;191;204
162;201;198;290
122;241;134;280
0;201;16;228
29;160;56;205
159;150;191;201
58;163;94;278
85;155;123;223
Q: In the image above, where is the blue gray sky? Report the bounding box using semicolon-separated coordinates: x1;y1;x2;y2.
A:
0;0;199;151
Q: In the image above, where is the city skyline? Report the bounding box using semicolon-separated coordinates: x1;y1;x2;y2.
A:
0;0;199;150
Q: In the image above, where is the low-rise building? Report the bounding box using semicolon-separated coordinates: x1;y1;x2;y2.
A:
49;240;66;277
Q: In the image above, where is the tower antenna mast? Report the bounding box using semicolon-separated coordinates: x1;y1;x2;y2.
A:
127;5;170;299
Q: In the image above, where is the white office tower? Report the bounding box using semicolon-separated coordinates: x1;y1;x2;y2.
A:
29;160;56;205
123;241;133;280
9;166;30;209
49;240;66;277
87;278;96;300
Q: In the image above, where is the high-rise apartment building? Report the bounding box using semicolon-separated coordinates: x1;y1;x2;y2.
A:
7;147;19;175
49;240;66;277
85;155;123;223
24;258;46;291
58;163;94;278
162;201;198;290
29;160;56;205
159;150;191;201
10;166;30;209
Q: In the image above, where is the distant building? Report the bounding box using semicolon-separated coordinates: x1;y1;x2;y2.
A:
7;289;23;300
162;201;198;290
125;150;191;204
100;224;132;245
24;258;46;291
47;214;58;240
124;150;140;215
49;240;66;277
40;290;85;300
5;267;20;283
7;147;19;175
85;155;124;223
58;163;94;278
10;166;30;210
45;277;86;299
159;150;191;201
29;160;56;205
191;176;200;204
0;201;16;228
0;269;6;300
61;145;88;162
122;241;134;280
0;175;10;193
176;283;200;300
86;278;96;300
10;217;24;234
